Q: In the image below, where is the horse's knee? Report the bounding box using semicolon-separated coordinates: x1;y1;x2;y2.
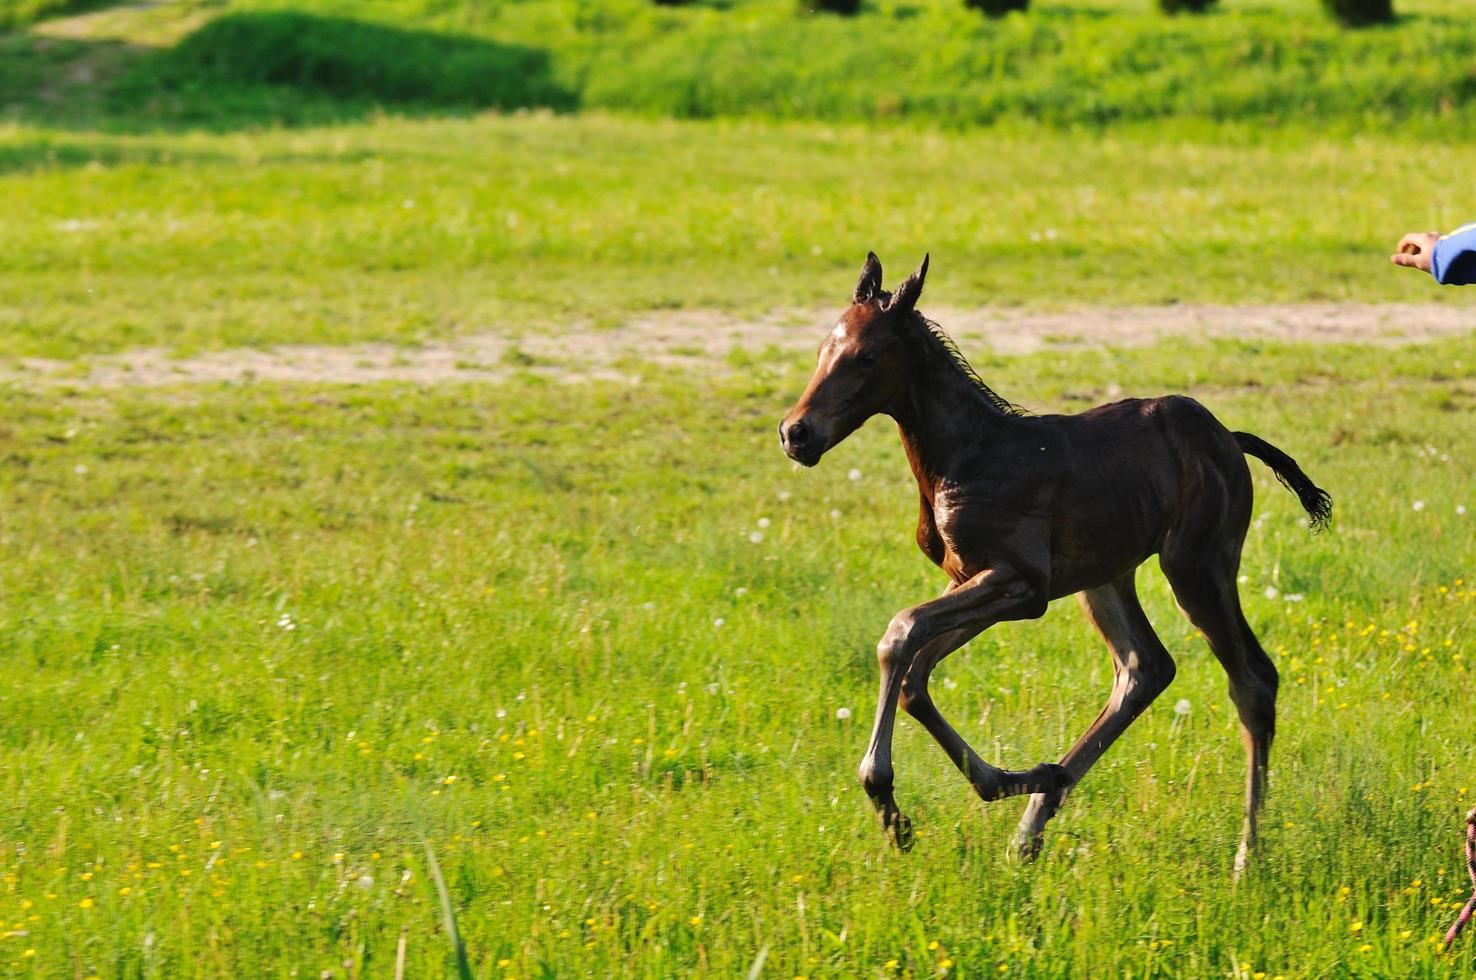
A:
1147;653;1177;696
877;612;918;672
1110;654;1174;712
1248;652;1279;694
858;758;894;800
1229;677;1276;735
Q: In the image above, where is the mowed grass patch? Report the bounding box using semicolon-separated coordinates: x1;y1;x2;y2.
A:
1;336;1473;975
1;113;1475;360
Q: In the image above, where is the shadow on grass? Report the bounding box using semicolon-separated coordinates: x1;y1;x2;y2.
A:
0;136;229;174
0;10;577;133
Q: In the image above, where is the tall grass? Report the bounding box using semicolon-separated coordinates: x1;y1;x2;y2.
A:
566;4;1476;129
3;0;1476;132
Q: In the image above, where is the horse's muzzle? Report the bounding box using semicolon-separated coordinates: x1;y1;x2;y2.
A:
779;417;825;466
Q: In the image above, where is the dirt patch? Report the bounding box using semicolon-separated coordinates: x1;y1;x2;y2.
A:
32;1;219;47
8;302;1473;389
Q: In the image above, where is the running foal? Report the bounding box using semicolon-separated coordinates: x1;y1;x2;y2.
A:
779;253;1331;870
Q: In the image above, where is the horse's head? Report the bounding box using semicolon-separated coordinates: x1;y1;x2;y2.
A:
779;251;928;466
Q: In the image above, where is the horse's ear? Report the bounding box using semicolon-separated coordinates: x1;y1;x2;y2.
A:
853;251;884;304
886;253;928;314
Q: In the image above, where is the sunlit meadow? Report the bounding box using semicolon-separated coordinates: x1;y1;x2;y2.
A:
2;0;1476;974
1;333;1475;975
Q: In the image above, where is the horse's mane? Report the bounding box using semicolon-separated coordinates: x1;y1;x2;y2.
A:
906;310;1027;417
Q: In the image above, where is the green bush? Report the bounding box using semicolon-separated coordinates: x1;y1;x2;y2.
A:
806;0;863;13
1159;0;1218;14
1323;0;1395;26
964;0;1028;16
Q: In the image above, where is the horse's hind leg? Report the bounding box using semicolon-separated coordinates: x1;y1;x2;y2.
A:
1012;573;1176;859
1161;546;1277;876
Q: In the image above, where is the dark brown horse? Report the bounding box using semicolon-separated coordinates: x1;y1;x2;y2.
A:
779;253;1330;870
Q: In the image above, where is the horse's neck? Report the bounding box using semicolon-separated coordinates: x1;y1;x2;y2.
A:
891;353;1009;491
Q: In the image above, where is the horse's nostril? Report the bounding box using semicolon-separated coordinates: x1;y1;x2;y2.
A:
787;420;810;448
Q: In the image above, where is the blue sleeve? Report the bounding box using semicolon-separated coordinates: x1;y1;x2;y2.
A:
1432;223;1476;285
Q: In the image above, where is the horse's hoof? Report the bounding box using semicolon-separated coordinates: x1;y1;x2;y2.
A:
887;813;915;852
1233;844;1251;880
1009;829;1044;863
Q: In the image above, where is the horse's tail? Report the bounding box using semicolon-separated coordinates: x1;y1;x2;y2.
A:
1234;431;1332;533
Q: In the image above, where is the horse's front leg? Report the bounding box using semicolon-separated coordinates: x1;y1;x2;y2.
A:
857;564;1068;849
857;628;961;850
855;623;917;849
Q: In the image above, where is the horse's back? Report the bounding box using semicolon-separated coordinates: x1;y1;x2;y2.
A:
1030;396;1250;594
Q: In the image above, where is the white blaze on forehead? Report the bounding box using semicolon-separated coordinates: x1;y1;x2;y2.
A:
819;320;852;363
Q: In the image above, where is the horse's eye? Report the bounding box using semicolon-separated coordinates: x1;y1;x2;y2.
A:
859;352;878;365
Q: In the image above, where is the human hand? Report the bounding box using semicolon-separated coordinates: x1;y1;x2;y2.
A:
1391;232;1440;272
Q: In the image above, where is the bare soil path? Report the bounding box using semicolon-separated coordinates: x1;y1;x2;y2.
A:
8;303;1473;388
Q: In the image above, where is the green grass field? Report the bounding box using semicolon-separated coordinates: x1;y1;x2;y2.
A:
1;112;1475;361
0;0;1473;364
3;333;1476;976
3;0;1476;976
